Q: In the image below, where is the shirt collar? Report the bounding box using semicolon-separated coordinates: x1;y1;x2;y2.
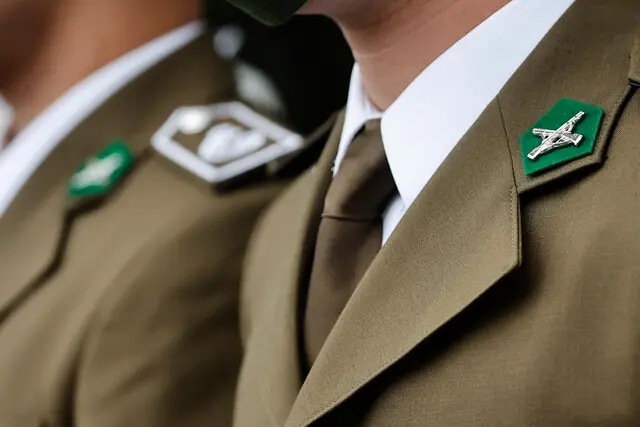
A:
337;0;575;208
334;66;383;175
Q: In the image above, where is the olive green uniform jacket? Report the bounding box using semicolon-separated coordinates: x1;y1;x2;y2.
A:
0;35;286;427
235;1;640;426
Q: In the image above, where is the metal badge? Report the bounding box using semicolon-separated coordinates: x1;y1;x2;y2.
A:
528;111;585;160
152;102;302;184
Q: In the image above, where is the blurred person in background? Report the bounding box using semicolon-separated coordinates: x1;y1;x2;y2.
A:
0;0;350;426
225;0;640;426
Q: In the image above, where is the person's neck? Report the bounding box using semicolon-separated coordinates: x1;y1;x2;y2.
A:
335;0;510;110
0;1;199;136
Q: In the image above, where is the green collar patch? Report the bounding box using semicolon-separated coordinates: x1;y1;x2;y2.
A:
519;98;604;176
68;140;135;199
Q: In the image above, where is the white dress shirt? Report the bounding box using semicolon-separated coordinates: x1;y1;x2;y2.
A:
336;0;576;244
0;21;205;217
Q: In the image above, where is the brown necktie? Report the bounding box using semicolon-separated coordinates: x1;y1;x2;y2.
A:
303;119;397;366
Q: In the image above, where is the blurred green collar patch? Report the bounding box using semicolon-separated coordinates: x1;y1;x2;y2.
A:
68;140;134;200
224;0;308;25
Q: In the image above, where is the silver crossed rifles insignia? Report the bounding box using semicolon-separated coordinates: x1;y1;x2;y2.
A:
528;111;586;160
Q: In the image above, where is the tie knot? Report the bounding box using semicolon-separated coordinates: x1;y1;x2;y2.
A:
324;119;397;220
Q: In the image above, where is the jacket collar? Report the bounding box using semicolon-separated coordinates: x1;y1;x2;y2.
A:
289;98;520;427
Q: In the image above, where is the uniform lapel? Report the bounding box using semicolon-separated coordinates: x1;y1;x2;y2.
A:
248;113;343;425
286;1;638;425
288;100;520;427
0;34;234;323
